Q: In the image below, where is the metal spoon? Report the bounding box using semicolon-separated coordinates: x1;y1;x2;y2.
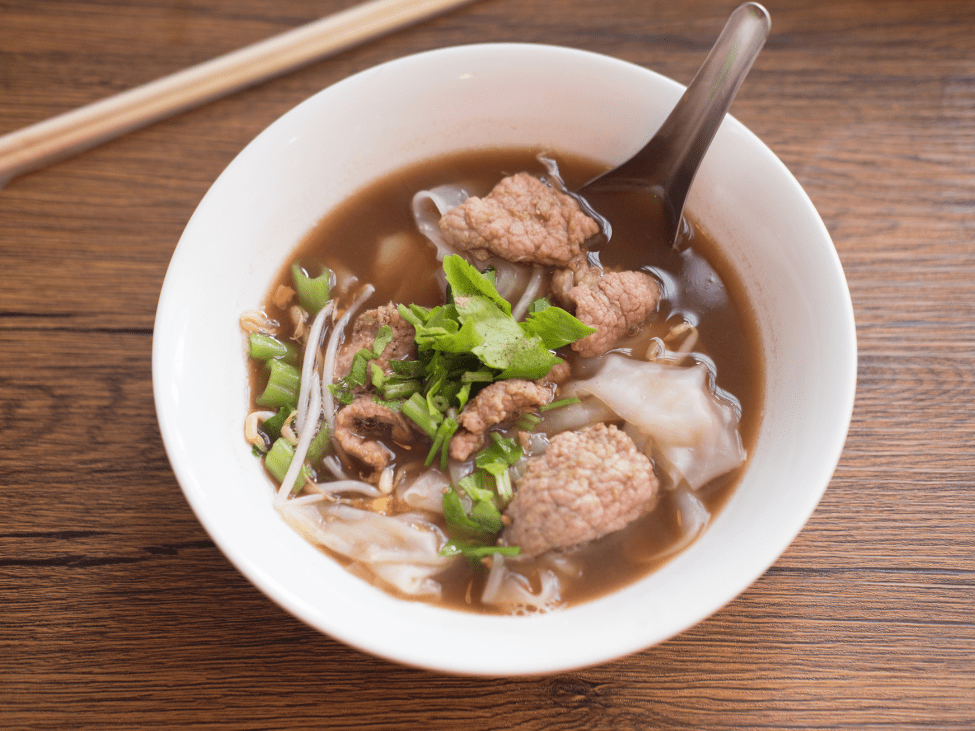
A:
579;2;771;249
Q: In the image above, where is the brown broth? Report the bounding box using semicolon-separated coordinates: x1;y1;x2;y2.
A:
251;147;764;613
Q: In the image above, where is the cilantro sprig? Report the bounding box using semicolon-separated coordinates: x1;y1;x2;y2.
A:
392;255;593;469
439;435;525;563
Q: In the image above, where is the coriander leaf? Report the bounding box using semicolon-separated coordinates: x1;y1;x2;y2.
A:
452;294;561;379
476;433;523;468
528;297;551;314
372;324;394;357
470;498;503;534
496;339;563;380
521;306;596;350
429;312;482;354
475;434;523;504
442;255;512;316
456;471;495;502
442;486;499;542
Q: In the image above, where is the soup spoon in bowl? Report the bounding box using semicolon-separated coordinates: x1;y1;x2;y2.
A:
578;2;771;250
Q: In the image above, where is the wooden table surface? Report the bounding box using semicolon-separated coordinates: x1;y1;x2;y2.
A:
2;0;973;728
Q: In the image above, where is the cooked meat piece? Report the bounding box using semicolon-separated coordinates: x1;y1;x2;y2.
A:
335;303;416;380
551;263;601;305
448;431;484;464
540;361;571;387
448;379;553;461
502;423;659;557
439;173;599;267
567;270;660;357
334;395;416;477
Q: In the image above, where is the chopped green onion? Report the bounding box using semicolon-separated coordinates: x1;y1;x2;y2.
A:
327;383;356;406
256;359;301;408
248;333;300;364
380;379;422;401
429;393;450;414
540;397;582;412
440;540;521;560
291;263;331;314
371;325;394;357
371;395;405;412
264;437;313;493
456;381;473;409
347;348;373;387
389;359;424;377
402;393;441;438
516;413;542;431
260;404;295;442
425;416;459;469
305;421;331;467
370;362;386;390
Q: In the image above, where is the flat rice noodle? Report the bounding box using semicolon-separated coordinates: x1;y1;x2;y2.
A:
669;487;710;552
396;469;450;514
412;185;535;302
624;486;711;567
310;479;385;498
537;397;617;435
411;186;469;261
281;502;453;598
481;555;564;615
368;563;446;599
484;256;534;303
563;354;745;490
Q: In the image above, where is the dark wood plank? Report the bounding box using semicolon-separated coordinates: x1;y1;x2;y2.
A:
0;0;973;728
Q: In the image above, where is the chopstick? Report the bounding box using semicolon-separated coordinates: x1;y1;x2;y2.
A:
0;0;478;189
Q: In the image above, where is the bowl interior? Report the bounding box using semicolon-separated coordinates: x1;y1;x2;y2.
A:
153;43;856;675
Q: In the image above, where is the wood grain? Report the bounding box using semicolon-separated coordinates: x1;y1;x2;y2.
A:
1;0;973;729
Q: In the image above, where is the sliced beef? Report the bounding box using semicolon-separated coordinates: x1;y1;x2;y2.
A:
567;270;660;357
448;379;553;461
551;262;601;303
502;423;659;557
438;173;599;267
335;303;416;380
334;395;416;477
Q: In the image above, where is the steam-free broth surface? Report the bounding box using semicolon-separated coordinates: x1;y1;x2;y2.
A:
251;147;764;612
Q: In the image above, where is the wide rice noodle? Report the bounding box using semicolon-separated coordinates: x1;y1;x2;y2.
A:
281;501;451;598
396;469;450;514
411;185;470;261
481;555;564;615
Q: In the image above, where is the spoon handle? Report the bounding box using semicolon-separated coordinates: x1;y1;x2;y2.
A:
592;3;770;208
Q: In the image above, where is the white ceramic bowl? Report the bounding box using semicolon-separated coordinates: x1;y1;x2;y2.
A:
153;43;856;675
